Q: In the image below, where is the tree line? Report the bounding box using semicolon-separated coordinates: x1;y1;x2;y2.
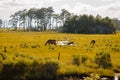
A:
113;18;120;31
0;6;117;33
8;7;71;31
62;14;116;34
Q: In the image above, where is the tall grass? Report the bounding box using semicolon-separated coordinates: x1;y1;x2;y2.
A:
0;31;120;79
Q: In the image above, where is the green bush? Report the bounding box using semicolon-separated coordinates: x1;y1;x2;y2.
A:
94;52;112;69
111;48;120;52
0;60;29;80
72;55;80;66
0;52;59;80
41;61;59;80
72;55;88;66
27;60;42;80
81;55;88;64
0;61;15;80
0;59;59;80
28;60;59;80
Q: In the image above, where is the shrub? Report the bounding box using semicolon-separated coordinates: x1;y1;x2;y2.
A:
94;52;112;69
81;55;88;64
111;48;120;52
72;55;88;66
12;61;29;79
41;61;59;80
31;44;40;48
27;60;59;80
20;43;28;48
0;60;29;80
72;55;80;66
26;60;41;80
0;58;59;80
0;61;15;80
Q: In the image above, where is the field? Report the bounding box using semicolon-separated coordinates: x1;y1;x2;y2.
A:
0;31;120;79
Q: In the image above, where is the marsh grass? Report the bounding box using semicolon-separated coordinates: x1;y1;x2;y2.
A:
0;31;120;78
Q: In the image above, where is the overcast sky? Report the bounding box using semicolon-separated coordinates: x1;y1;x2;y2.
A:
0;0;120;20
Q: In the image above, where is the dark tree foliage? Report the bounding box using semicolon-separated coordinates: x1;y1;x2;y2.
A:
113;18;120;30
62;14;116;34
0;19;2;28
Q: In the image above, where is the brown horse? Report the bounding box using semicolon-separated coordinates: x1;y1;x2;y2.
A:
90;40;96;45
45;39;57;46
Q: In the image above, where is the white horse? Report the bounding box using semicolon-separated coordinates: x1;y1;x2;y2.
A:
57;41;70;46
56;41;75;46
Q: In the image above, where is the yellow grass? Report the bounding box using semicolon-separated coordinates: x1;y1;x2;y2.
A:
0;31;120;76
0;31;120;61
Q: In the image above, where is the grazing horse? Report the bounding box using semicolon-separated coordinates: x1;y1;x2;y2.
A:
90;40;96;45
57;41;70;46
45;39;57;46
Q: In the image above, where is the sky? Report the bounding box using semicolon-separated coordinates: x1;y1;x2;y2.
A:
0;0;120;20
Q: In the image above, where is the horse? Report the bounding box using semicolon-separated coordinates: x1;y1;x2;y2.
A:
45;39;75;46
45;39;57;46
57;41;75;46
57;40;70;46
90;40;96;45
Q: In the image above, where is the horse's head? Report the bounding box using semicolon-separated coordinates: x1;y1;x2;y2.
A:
67;42;75;45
